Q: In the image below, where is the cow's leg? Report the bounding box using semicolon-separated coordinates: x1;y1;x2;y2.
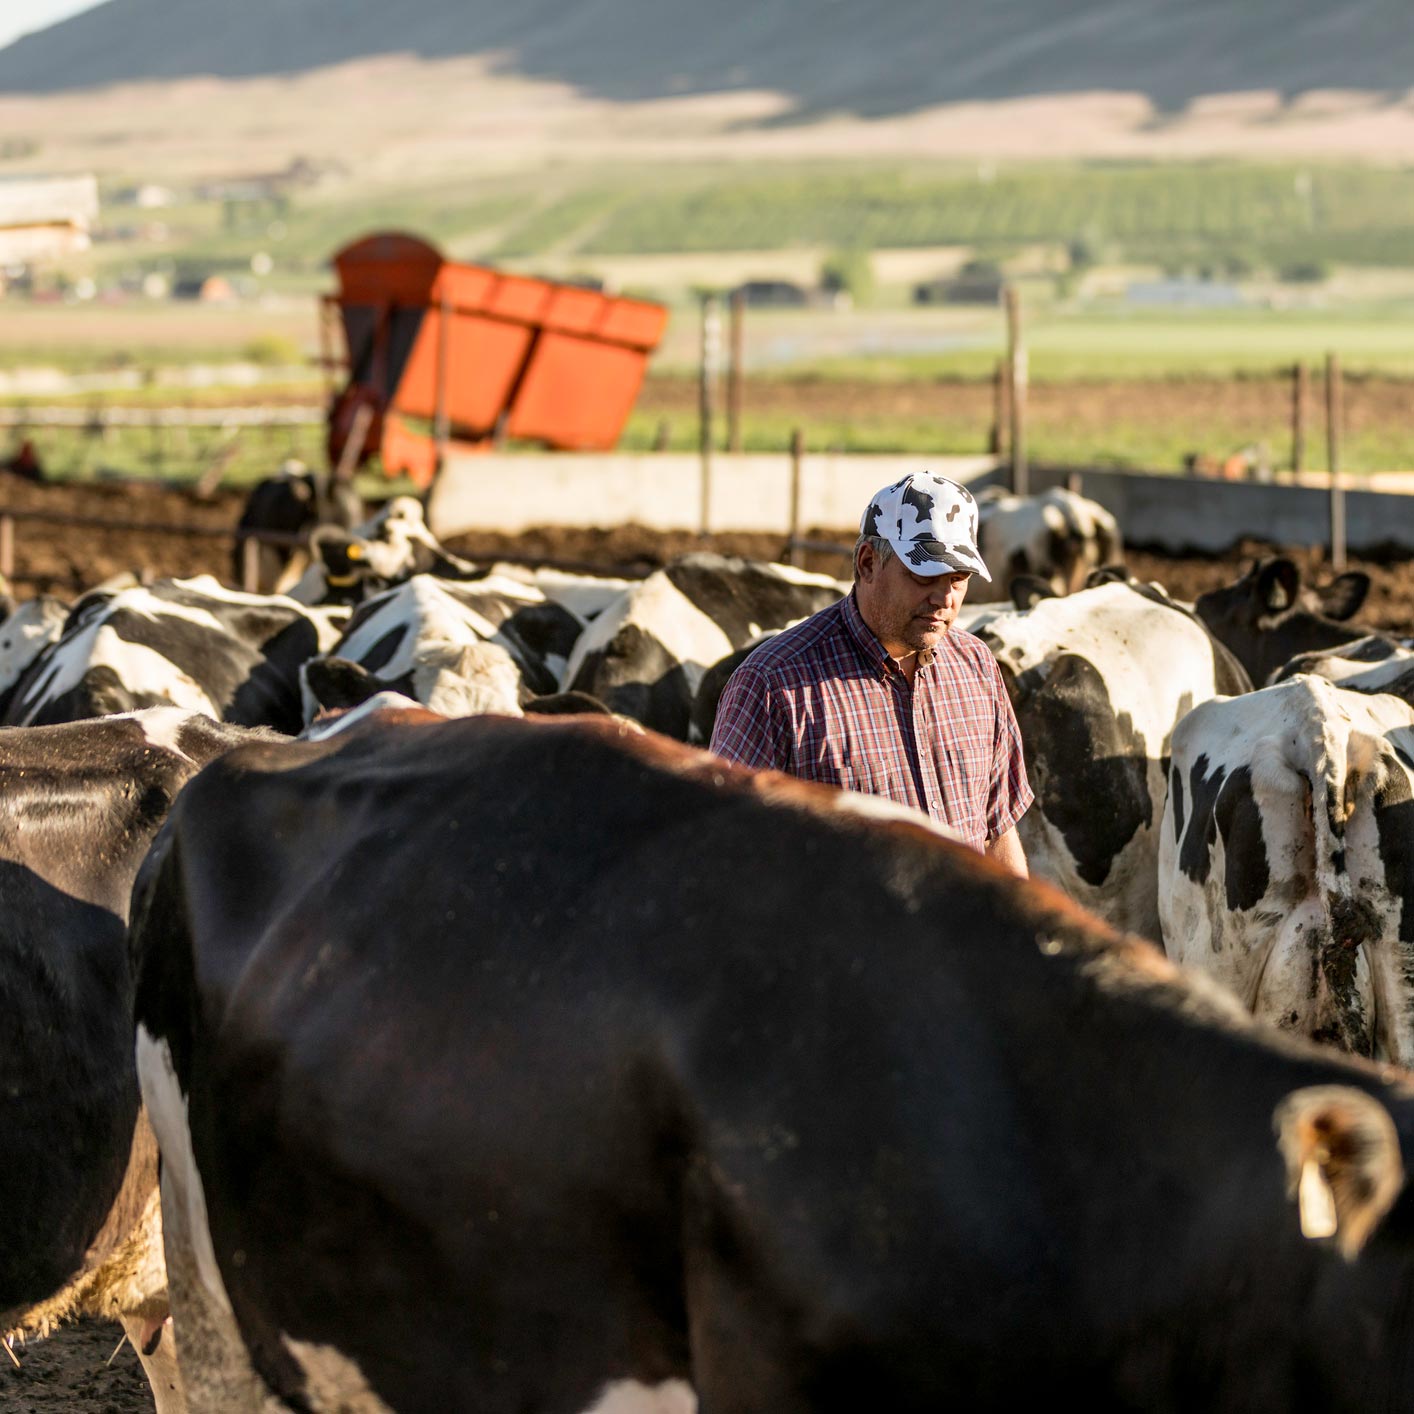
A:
137;1028;276;1414
120;1311;184;1414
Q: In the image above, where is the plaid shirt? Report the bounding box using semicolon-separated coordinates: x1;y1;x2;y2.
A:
709;591;1032;851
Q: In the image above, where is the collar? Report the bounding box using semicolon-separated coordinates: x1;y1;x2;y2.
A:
842;590;936;681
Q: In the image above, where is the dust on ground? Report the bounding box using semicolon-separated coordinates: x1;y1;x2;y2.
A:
3;1320;152;1413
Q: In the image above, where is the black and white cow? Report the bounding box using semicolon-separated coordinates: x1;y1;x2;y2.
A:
1;708;284;1413
1270;634;1414;698
134;711;1414;1410
1161;673;1414;1061
976;579;1251;937
3;577;342;732
290;496;481;606
565;554;844;740
231;459;364;594
0;592;69;714
301;573;584;720
969;487;1123;604
1194;557;1373;686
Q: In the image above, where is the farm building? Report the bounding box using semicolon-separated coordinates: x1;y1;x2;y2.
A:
0;173;99;266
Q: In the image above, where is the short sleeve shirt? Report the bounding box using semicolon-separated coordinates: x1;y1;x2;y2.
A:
709;591;1032;852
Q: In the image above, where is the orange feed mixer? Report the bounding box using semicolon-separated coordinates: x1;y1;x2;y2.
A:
322;232;669;488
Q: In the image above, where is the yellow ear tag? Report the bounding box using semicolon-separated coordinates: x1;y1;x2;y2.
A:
1299;1157;1338;1240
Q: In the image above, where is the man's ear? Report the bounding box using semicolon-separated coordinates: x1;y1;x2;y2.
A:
855;542;878;584
1274;1085;1404;1259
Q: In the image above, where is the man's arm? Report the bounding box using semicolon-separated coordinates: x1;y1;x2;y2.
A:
986;825;1028;878
708;665;788;771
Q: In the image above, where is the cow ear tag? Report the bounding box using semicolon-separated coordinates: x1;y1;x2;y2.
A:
1298;1156;1338;1240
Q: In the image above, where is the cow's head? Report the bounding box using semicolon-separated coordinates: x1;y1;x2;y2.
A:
308;497;483;604
1195;558;1372;685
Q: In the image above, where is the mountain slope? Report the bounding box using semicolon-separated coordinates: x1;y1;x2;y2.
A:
1;0;1412;117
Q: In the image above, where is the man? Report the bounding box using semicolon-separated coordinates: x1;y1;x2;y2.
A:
710;472;1031;874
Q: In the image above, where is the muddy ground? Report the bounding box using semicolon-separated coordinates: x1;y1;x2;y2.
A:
4;471;1414;630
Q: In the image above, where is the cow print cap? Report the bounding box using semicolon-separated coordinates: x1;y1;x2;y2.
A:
859;472;991;581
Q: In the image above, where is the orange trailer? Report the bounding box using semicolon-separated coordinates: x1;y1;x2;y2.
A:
322;232;669;489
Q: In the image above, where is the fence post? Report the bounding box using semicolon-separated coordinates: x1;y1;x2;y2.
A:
989;358;1008;456
241;534;262;594
787;427;804;567
1005;285;1028;495
0;514;13;582
1326;351;1345;571
1292;360;1308;479
699;293;721;537
727;288;745;453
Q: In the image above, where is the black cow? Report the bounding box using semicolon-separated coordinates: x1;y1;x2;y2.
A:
1195;557;1372;686
1;708;283;1414
231;460;364;593
3;576;341;732
135;713;1414;1411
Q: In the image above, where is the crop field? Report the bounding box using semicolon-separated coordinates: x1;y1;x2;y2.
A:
75;159;1414;290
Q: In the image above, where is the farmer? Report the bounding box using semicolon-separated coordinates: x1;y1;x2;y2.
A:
709;471;1031;875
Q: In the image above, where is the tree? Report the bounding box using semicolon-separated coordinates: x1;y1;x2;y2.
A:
820;247;874;305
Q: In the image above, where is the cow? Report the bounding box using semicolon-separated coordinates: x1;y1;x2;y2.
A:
1194;557;1373;686
300;573;584;720
967;486;1123;604
0;708;284;1414
565;554;844;739
3;577;342;733
288;496;482;606
1160;673;1414;1062
231;459;364;594
134;711;1414;1411
1270;634;1414;695
0;592;69;714
976;579;1251;937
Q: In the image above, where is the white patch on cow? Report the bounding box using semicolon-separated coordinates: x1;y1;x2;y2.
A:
135;1028;233;1319
0;595;67;695
579;1378;698;1414
278;1336;395;1412
978;581;1218;937
16;622;219;725
1297;644;1414;695
299;691;427;740
304;575;546;722
116;705;200;761
516;567;636;621
832;789;964;843
1159;675;1414;1064
564;572;734;697
970;487;1121;603
763;562;848;591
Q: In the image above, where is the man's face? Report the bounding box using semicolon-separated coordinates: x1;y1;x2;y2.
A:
856;543;971;656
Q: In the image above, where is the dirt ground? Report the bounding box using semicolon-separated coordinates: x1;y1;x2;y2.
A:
3;1320;152;1413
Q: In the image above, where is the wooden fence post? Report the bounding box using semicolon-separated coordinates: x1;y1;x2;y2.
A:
1292;360;1308;479
989;358;1008;456
727;288;745;453
0;514;13;582
1326;352;1345;571
787;427;805;567
1005;285;1028;495
699;293;721;537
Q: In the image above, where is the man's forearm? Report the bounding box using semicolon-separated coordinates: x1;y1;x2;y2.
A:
986;826;1028;878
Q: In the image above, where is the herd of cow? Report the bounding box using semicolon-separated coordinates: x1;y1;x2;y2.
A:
11;479;1414;1410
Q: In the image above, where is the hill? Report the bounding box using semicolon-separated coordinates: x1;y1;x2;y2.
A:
2;0;1413;120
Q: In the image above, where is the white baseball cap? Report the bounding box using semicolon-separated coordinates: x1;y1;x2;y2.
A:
860;472;991;581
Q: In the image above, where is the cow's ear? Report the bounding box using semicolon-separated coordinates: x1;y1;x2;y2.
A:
1317;572;1371;622
1274;1086;1404;1259
1257;559;1301;613
1010;575;1056;611
303;656;381;712
1084;564;1130;589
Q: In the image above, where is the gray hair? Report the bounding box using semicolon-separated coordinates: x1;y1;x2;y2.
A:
853;534;894;578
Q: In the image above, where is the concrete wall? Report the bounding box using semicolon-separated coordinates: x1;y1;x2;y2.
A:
424;449;1414;557
426;451;997;539
1023;466;1414;554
